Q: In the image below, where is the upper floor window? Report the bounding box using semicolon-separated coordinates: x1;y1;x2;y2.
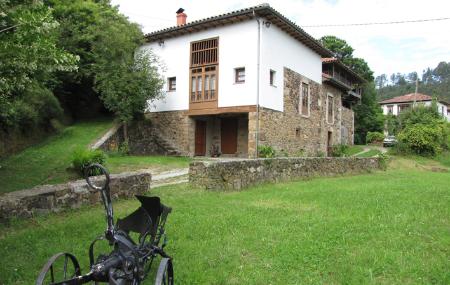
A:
387;105;393;114
168;77;176;91
270;70;276;86
235;67;245;83
327;93;334;124
190;38;218;67
300;82;310;116
190;38;218;103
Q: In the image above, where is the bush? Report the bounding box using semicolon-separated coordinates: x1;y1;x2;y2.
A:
366;131;384;143
258;145;276;158
397;124;446;156
331;144;349;157
72;148;107;175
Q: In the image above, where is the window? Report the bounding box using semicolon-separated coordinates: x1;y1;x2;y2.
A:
190;38;218;103
168;77;176;91
398;104;410;114
387;105;393;114
270;70;276;86
299;82;310;116
235;67;245;83
295;128;301;138
327;94;334;124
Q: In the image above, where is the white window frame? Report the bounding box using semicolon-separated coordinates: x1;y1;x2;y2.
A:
270;69;276;87
326;93;334;124
299;81;310;117
167;77;176;92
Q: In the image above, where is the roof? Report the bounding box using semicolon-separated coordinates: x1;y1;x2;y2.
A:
379;93;432;104
321;57;366;83
144;4;333;57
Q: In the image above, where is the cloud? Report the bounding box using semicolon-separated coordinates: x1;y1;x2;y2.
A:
112;0;450;77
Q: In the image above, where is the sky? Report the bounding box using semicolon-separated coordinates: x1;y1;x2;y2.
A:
111;0;450;78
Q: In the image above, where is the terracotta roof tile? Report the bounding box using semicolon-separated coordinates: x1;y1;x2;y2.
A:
379;93;432;104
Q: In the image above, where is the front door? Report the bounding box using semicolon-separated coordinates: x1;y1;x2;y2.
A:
327;131;333;157
195;120;207;156
221;118;238;154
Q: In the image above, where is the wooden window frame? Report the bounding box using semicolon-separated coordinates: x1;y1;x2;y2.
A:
270;69;276;86
189;37;219;105
326;93;334;124
299;82;310;117
168;77;176;91
235;67;245;84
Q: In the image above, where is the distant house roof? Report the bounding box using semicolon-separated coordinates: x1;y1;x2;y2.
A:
379;93;433;104
144;4;333;57
321;57;366;83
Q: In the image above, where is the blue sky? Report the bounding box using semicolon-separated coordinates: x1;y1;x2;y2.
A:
112;0;450;78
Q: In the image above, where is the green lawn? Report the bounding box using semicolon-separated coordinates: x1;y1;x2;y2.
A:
1;158;449;284
344;145;365;156
0;120;191;194
0;119;114;193
356;149;382;158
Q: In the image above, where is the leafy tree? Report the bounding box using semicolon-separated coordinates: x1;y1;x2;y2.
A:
0;0;78;130
319;36;354;61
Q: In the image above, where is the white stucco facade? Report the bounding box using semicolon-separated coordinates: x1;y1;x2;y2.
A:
144;17;323;113
381;101;450;121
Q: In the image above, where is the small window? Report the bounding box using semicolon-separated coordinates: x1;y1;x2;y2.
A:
387;105;393;114
295;128;301;138
168;77;176;91
299;82;310;116
270;70;276;86
235;67;245;83
327;94;334;124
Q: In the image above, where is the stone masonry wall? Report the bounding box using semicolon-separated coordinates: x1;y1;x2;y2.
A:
249;67;348;156
0;170;151;222
341;106;354;145
190;157;382;191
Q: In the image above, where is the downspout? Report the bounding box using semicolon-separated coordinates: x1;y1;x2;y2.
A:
254;10;261;158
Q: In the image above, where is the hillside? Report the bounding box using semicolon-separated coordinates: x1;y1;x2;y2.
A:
376;61;450;103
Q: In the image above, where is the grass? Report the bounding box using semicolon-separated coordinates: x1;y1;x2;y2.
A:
344;145;364;156
1;157;449;284
0;119;113;193
0;120;191;194
356;149;381;158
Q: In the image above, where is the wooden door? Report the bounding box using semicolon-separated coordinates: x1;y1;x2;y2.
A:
327;131;333;157
221;118;238;154
195;121;207;156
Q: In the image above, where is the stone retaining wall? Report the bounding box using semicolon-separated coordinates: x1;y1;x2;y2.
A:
0;170;151;222
189;157;382;191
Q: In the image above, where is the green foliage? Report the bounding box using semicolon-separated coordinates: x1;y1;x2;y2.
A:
378;152;389;170
0;0;78;131
331;144;349;157
366;131;384;143
118;141;130;156
385;114;400;135
397;123;447;156
258;145;276;158
72;148;106;175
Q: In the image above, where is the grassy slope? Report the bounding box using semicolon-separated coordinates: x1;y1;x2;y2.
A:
106;155;191;174
344;145;364;156
0;120;113;193
1;159;449;284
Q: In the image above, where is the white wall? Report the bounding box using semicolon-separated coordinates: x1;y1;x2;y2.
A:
381;101;450;121
142;20;258;112
260;21;323;112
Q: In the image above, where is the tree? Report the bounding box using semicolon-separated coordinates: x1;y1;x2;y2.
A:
0;0;78;130
319;36;354;61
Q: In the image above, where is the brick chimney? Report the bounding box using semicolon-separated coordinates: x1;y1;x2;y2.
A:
176;8;187;26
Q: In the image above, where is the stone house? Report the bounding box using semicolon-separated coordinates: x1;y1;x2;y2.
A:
379;93;450;121
142;4;364;158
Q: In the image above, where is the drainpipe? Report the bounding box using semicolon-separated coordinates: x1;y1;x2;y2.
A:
254;10;261;158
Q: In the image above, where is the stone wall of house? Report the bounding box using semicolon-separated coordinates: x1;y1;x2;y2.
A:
248;67;347;157
0;170;151;222
341;106;354;145
190;157;382;191
145;111;194;156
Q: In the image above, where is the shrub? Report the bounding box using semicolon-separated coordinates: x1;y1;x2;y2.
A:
397;124;446;156
331;144;349;157
366;131;384;144
258;145;276;158
72;148;107;175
